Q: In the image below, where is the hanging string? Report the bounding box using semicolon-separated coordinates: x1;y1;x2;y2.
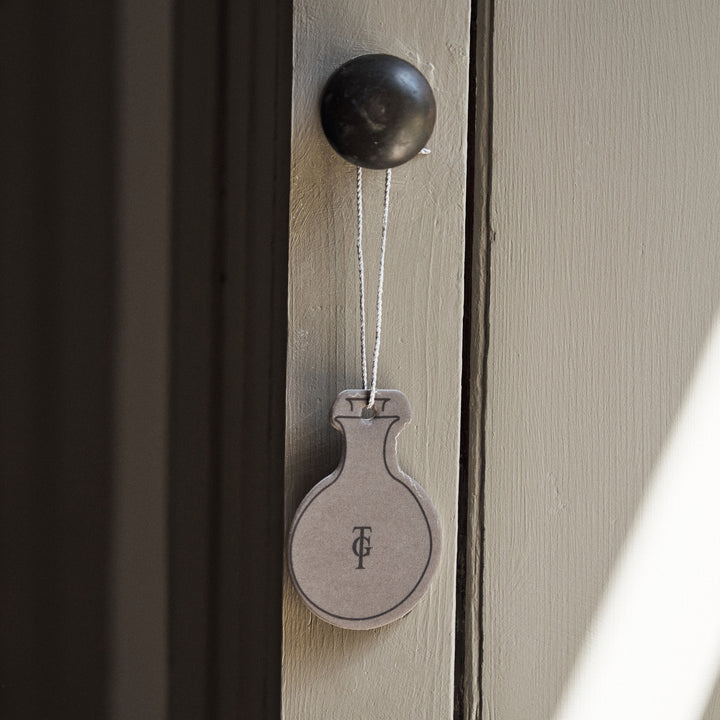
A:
356;166;392;409
356;166;367;390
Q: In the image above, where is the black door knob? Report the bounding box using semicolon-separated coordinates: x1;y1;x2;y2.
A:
320;54;436;170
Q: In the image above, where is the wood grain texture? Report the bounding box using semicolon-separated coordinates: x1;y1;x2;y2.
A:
283;1;471;717
485;1;720;718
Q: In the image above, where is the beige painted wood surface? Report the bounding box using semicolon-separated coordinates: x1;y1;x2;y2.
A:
282;0;471;717
486;1;720;718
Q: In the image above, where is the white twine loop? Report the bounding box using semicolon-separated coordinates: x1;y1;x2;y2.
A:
356;166;392;409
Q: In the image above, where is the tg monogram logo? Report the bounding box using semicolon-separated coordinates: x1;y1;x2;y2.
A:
352;526;372;569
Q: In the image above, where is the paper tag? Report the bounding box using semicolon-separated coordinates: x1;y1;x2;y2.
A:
288;389;442;630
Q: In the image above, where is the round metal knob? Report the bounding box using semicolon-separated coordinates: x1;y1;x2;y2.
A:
320;54;436;170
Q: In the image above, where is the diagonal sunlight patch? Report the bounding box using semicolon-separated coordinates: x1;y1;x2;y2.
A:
554;310;720;720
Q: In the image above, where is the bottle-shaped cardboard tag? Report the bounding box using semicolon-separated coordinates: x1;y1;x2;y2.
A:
288;389;442;630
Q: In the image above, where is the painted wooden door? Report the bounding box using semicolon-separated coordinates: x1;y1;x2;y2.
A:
282;0;474;718
484;2;720;719
107;0;720;715
7;1;718;718
284;1;720;720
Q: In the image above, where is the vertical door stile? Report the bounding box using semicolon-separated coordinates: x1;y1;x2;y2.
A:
282;1;473;718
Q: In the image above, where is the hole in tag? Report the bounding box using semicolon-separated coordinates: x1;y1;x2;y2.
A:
361;405;376;419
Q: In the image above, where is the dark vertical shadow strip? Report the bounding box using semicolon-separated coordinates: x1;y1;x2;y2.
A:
168;0;222;717
0;3;115;718
476;0;495;711
170;0;290;717
205;0;228;716
455;0;494;718
454;0;478;712
215;0;291;716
